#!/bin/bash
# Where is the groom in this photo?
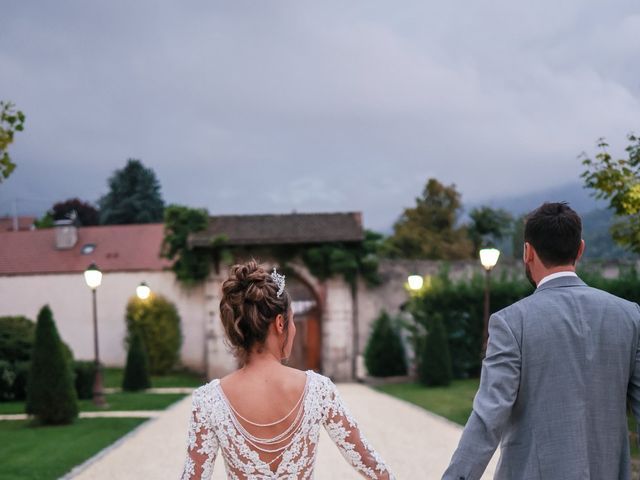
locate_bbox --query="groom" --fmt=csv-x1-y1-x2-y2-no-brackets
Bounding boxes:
443,202,640,479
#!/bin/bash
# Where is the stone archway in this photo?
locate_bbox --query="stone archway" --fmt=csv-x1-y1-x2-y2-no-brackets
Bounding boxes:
285,273,322,372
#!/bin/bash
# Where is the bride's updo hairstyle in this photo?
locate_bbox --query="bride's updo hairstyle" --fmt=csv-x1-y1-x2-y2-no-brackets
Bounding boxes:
219,260,291,363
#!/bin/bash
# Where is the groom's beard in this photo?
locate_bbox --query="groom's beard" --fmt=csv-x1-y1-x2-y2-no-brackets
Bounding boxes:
525,263,537,288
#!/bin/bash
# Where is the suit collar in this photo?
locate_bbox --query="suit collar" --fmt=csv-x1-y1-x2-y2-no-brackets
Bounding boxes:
534,274,586,293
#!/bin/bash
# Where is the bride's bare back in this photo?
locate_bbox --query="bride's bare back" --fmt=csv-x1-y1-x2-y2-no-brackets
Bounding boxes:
180,261,394,479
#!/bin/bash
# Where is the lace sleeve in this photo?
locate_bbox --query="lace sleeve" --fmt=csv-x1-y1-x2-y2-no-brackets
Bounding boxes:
180,387,219,480
322,380,395,480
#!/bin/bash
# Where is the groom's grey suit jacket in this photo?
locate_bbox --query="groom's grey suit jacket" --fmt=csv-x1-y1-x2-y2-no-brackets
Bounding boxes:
442,275,640,480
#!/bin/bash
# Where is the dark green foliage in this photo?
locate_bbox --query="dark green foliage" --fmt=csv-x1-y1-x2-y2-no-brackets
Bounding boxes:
468,206,513,253
409,272,534,378
301,230,383,287
26,306,78,424
0,316,34,363
122,332,151,391
125,295,182,375
383,178,473,260
0,316,35,401
161,204,212,285
73,361,97,400
419,314,453,386
51,198,99,226
364,311,407,377
98,158,165,225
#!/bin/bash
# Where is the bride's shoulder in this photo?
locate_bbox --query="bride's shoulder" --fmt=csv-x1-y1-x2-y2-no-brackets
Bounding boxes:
305,370,338,394
190,378,221,407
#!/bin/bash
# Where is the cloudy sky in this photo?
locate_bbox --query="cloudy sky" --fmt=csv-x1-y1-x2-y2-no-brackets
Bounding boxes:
1,1,639,230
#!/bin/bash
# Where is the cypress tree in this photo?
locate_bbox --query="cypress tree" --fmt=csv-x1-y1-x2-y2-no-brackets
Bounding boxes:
364,311,408,377
122,331,151,391
419,314,453,386
26,305,78,424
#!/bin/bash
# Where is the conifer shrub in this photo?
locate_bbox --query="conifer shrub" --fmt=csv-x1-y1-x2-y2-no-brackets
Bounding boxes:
125,294,182,374
26,305,78,424
122,331,151,391
364,310,408,377
73,361,96,400
418,314,453,387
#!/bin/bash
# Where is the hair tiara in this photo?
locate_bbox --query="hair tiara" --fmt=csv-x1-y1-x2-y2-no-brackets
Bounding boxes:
271,267,286,298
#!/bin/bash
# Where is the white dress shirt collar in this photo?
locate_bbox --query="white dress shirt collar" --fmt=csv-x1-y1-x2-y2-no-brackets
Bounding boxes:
537,271,578,288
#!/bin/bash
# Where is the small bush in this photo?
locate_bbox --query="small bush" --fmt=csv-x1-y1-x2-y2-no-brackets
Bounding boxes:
364,311,408,377
74,361,96,400
26,305,78,425
125,294,182,374
0,316,35,401
122,331,151,391
418,314,453,386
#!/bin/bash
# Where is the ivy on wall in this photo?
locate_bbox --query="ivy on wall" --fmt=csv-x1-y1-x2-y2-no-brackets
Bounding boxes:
161,205,214,286
162,206,383,289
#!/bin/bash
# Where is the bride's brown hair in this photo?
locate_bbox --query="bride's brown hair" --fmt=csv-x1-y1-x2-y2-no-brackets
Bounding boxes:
219,260,291,364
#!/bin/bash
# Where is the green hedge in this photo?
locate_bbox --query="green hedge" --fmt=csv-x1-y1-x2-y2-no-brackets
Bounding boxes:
125,294,182,375
409,266,640,379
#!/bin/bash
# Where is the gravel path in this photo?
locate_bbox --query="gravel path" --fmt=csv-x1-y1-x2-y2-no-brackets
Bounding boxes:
69,383,498,479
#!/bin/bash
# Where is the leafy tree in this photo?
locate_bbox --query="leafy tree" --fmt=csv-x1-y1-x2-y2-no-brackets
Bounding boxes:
511,214,526,260
122,331,151,391
99,159,164,225
383,178,473,259
581,134,640,253
125,294,182,374
26,305,78,425
364,311,407,377
418,314,453,386
51,198,99,226
0,101,25,183
161,204,213,285
33,212,54,229
467,206,513,253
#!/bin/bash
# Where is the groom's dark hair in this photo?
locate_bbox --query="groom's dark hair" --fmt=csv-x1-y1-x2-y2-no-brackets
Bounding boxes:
524,202,582,267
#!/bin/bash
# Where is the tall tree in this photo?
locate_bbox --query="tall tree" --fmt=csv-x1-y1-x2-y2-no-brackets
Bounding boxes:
581,134,640,253
384,178,473,259
467,206,513,253
99,159,164,225
511,214,526,259
0,101,26,183
50,198,99,226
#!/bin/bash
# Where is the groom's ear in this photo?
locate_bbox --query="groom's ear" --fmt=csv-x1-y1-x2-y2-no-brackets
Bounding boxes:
523,242,534,263
575,239,586,263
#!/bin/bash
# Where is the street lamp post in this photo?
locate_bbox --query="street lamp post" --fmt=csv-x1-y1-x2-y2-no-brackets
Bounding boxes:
479,248,501,357
84,262,106,407
407,274,424,292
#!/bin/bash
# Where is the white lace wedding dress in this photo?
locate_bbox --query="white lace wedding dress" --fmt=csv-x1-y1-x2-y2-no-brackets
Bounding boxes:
180,370,395,480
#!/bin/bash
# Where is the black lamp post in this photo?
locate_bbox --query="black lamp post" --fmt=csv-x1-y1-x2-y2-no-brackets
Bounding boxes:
84,262,106,406
479,248,500,357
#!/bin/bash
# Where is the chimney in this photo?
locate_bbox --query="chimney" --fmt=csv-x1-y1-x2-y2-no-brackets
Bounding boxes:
54,219,78,250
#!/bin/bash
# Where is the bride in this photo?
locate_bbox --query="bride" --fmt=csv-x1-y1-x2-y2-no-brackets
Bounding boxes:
180,260,395,480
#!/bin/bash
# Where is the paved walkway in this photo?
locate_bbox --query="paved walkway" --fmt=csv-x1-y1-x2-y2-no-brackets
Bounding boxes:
69,384,498,479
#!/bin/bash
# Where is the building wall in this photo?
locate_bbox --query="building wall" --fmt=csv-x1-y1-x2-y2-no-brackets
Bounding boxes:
0,271,207,372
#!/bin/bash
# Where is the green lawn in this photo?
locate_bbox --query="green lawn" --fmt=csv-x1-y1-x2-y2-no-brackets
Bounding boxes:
0,418,146,480
377,379,479,426
0,392,187,415
103,367,204,389
378,379,640,459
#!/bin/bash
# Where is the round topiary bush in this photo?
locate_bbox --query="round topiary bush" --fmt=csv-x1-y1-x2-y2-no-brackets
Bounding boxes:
125,294,182,375
418,314,453,387
26,305,78,424
122,331,151,391
364,310,408,377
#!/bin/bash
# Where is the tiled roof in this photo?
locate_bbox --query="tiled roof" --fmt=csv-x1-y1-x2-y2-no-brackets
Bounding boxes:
0,223,170,276
189,212,364,247
0,216,36,232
